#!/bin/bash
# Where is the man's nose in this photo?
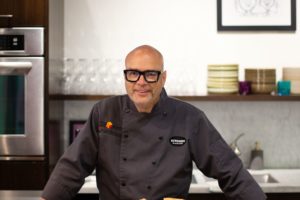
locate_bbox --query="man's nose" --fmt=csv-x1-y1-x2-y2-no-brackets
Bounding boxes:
137,74,147,84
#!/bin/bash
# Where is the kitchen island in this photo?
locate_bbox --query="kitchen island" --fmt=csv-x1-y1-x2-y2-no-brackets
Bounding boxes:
79,169,300,200
1,169,299,200
80,169,300,194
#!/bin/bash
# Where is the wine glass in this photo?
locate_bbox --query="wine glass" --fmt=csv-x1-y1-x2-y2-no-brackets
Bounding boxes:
62,58,75,94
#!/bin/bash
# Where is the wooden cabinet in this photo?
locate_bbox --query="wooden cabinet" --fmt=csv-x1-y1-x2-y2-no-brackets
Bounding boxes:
0,0,49,190
0,160,47,190
0,0,47,27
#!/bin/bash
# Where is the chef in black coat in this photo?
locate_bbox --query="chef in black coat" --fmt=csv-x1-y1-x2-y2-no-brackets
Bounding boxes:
41,45,266,200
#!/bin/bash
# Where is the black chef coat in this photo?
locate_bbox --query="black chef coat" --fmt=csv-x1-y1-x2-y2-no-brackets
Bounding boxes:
42,89,266,200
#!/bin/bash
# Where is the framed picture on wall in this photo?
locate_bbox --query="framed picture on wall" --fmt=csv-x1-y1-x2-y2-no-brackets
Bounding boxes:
217,0,296,31
69,120,86,144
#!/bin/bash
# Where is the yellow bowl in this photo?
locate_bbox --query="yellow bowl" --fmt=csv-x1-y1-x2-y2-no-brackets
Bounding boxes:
208,64,239,71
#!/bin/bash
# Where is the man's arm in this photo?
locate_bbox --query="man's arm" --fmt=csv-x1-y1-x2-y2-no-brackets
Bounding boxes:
190,112,266,200
41,105,99,200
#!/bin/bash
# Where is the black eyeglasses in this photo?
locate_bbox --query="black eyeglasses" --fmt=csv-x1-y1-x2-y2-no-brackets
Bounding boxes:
123,69,162,83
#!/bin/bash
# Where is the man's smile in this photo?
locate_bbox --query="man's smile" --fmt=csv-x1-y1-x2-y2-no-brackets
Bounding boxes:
134,89,151,96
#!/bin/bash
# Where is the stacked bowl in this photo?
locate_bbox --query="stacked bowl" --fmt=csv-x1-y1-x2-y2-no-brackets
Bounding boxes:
245,68,276,94
282,67,300,94
207,64,239,94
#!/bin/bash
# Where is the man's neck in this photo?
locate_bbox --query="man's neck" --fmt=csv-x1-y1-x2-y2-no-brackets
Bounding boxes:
135,104,154,113
135,96,160,113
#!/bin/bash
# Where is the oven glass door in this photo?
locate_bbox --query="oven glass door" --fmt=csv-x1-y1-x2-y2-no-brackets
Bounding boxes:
0,58,44,157
0,75,25,135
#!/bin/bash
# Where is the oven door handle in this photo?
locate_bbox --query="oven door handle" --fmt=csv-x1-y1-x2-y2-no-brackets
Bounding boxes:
0,61,32,75
0,15,13,18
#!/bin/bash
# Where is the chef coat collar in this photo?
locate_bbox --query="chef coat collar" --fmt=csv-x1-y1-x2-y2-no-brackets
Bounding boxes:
125,88,168,115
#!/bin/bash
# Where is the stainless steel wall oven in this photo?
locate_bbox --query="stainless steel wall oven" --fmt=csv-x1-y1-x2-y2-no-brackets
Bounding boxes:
0,28,44,158
0,27,46,190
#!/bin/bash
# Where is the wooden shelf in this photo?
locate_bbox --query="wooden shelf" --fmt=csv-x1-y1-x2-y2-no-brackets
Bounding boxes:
49,94,300,101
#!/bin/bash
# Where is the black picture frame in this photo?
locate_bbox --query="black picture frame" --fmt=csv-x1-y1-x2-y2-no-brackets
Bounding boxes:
217,0,296,31
69,120,86,144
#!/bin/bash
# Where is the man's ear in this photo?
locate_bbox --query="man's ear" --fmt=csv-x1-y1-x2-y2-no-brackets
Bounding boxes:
162,70,167,85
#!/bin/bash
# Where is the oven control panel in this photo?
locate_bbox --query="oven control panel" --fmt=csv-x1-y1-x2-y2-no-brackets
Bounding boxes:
0,35,24,51
0,28,43,56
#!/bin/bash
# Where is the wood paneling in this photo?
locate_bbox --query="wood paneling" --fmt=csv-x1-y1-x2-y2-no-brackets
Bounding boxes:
0,160,47,189
0,0,47,27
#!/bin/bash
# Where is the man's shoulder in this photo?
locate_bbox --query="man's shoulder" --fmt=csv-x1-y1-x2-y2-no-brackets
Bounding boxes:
96,94,126,104
166,96,204,115
92,95,127,110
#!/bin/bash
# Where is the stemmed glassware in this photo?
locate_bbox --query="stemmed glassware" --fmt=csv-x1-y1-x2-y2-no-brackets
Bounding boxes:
60,58,125,95
62,58,75,94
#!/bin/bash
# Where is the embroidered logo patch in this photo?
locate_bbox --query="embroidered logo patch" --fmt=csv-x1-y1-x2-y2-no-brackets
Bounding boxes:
105,121,113,129
98,120,113,130
169,136,186,146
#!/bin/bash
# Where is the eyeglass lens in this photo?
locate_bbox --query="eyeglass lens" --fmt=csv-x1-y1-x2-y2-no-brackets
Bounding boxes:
124,70,161,83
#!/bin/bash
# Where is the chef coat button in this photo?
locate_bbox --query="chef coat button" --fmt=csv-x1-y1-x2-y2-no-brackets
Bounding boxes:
124,134,129,138
158,136,163,141
163,111,167,116
147,185,152,190
123,157,127,161
121,182,126,186
152,161,156,165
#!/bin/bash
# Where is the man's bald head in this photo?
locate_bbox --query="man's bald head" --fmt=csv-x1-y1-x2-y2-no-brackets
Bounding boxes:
125,45,164,70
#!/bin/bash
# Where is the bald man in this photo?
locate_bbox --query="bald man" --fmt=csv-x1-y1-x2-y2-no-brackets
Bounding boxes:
41,45,266,200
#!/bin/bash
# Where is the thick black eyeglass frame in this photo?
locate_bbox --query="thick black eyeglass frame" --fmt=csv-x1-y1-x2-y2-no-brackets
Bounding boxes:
123,69,162,83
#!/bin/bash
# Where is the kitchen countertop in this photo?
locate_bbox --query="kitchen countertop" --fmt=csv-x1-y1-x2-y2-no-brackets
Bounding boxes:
79,169,300,194
0,190,42,200
202,169,300,193
79,172,211,194
1,169,299,199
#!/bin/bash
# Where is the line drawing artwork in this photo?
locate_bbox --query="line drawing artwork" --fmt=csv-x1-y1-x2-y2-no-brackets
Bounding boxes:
235,0,278,16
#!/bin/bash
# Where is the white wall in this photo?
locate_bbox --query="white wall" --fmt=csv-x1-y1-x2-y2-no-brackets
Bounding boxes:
49,0,300,168
63,0,300,95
